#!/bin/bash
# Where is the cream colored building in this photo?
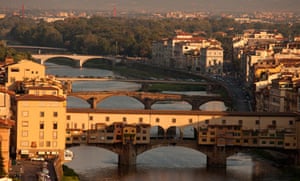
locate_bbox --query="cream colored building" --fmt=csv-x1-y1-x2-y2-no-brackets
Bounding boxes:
0,89,14,174
4,60,45,90
16,90,66,159
200,46,224,75
151,32,223,73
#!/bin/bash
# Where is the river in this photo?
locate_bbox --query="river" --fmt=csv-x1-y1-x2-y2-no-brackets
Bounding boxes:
45,62,293,181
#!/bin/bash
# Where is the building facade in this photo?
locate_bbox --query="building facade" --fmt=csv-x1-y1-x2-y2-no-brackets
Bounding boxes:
4,60,45,90
0,89,14,174
152,31,223,75
16,93,66,160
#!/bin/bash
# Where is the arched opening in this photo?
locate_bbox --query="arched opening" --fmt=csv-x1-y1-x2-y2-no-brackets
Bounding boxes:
166,126,180,139
64,145,118,170
138,146,206,168
150,126,164,139
98,96,144,109
82,58,113,68
44,57,77,67
200,101,227,111
67,96,90,108
152,101,192,110
182,125,197,140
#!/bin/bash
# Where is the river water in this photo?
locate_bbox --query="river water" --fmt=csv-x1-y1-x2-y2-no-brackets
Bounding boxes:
45,62,293,181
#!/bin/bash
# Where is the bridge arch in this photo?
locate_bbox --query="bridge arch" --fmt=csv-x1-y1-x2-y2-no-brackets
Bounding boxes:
80,57,114,67
150,126,165,139
67,96,91,108
97,95,144,109
32,54,114,68
36,56,80,66
199,101,227,111
67,91,232,110
137,146,207,167
151,101,192,110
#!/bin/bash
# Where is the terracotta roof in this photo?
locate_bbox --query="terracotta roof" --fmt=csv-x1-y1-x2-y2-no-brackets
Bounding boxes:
16,94,65,101
27,86,59,90
0,88,15,96
207,46,223,50
0,119,15,127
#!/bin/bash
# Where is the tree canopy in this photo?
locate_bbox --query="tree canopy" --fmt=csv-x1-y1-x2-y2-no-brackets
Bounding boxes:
0,15,299,58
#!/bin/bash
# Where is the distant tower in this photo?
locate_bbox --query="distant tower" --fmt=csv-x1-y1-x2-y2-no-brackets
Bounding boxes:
113,6,117,17
22,4,24,18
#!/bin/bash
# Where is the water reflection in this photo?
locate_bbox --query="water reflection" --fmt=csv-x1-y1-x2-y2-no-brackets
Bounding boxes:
66,146,282,181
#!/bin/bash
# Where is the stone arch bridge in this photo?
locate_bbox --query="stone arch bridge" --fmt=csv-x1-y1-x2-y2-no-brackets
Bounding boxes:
32,54,119,68
68,91,232,110
66,109,300,167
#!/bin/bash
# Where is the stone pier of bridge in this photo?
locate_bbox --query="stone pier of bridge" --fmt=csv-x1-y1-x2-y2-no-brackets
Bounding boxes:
118,143,138,166
116,142,235,168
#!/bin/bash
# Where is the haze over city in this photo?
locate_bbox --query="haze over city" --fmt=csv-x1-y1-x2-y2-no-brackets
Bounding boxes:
1,0,300,12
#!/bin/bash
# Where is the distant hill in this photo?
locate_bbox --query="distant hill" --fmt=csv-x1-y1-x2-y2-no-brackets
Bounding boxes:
1,0,299,12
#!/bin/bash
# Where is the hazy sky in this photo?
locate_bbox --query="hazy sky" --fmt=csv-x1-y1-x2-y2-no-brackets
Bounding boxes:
1,0,299,12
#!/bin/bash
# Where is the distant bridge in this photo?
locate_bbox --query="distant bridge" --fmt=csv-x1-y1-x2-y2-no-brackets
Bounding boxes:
68,91,232,110
32,54,120,68
58,77,221,92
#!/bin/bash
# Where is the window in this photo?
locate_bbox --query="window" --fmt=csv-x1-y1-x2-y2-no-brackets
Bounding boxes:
156,118,160,123
53,112,58,117
66,115,71,120
222,119,226,125
272,120,276,126
89,116,93,121
39,141,44,147
22,130,28,137
74,123,77,129
53,122,58,129
172,118,176,123
53,141,57,147
139,117,143,123
40,112,45,117
289,120,294,125
82,123,85,129
39,131,44,139
238,120,243,125
205,120,209,124
22,121,28,127
255,120,260,125
20,141,29,147
123,117,127,122
46,141,51,147
40,122,44,129
22,111,29,117
11,68,20,72
105,116,110,122
66,123,70,129
53,131,57,139
189,119,193,123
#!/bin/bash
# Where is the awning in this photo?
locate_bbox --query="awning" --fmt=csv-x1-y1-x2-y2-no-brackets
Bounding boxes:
21,150,29,154
38,151,45,155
